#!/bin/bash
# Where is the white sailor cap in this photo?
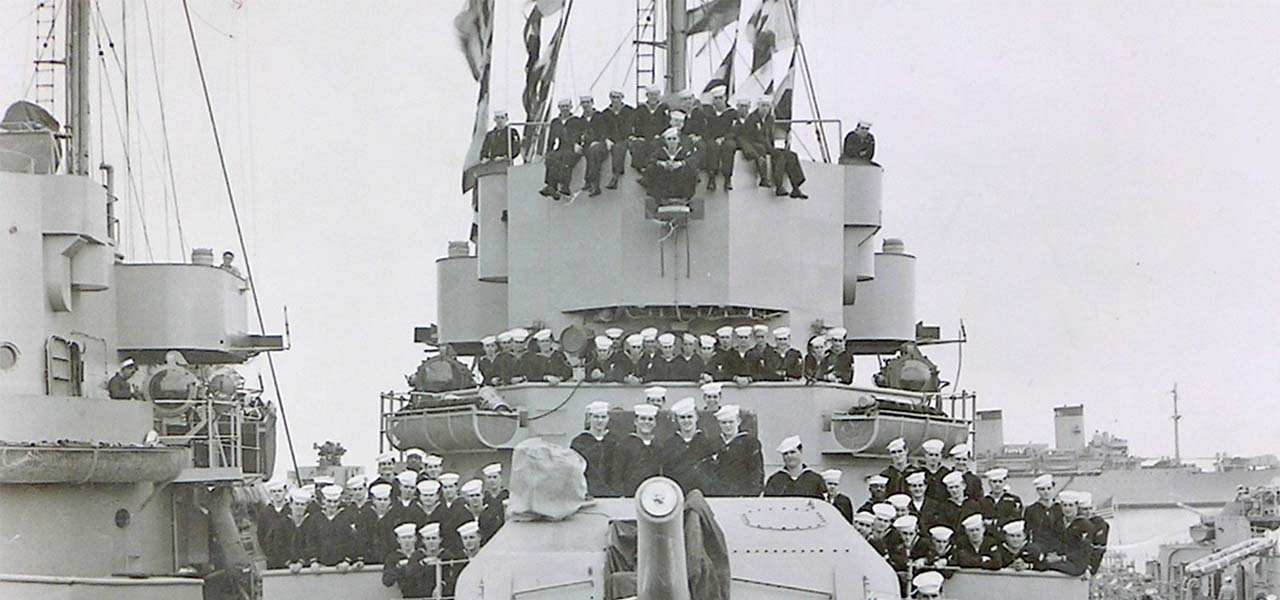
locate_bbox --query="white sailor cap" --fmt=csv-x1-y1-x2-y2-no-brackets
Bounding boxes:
265,480,287,492
481,335,497,346
634,404,659,418
857,120,873,129
461,479,484,496
905,471,927,485
370,483,393,499
586,400,610,415
700,335,717,348
120,358,136,369
417,480,441,495
671,397,697,416
888,494,911,509
984,468,1009,480
605,327,624,339
497,331,514,342
645,84,662,94
961,513,985,529
457,521,480,537
734,96,751,107
609,89,625,98
828,327,847,338
809,335,828,347
776,435,802,454
872,503,896,520
733,325,753,337
377,451,398,464
1033,474,1054,488
493,109,508,118
758,94,773,103
301,484,316,496
1077,492,1093,508
942,471,965,486
949,443,971,458
425,454,444,467
533,329,552,341
913,571,944,596
511,328,530,342
700,382,723,395
772,327,791,338
716,326,733,337
1002,520,1026,536
595,336,613,350
715,404,740,420
438,473,461,486
668,110,687,120
853,512,876,525
867,474,889,486
640,327,659,340
921,439,945,454
347,475,367,488
394,523,418,537
419,522,441,537
682,332,697,343
1058,491,1079,505
929,526,953,541
709,85,727,98
405,448,427,459
321,485,344,501
396,471,418,486
821,469,842,484
644,386,667,399
658,333,676,346
482,463,502,476
678,89,696,99
313,475,335,485
886,437,907,452
626,334,644,346
578,94,594,103
894,515,919,531
557,98,574,108
752,324,769,334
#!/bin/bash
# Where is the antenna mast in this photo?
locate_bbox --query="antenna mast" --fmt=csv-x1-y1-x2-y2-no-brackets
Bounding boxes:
65,0,91,175
666,0,687,94
1170,384,1182,464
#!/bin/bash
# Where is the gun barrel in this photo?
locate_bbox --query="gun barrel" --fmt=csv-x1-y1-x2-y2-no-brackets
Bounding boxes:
635,477,690,600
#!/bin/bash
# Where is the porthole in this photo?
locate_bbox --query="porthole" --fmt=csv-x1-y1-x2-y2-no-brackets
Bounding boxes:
0,343,18,370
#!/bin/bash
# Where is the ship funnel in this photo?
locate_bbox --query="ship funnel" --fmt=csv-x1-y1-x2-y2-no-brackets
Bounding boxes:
635,477,690,600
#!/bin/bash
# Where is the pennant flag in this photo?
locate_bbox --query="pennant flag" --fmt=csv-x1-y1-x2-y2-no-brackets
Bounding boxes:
688,0,741,36
738,0,797,100
458,0,495,193
702,40,736,95
521,0,574,158
773,47,797,139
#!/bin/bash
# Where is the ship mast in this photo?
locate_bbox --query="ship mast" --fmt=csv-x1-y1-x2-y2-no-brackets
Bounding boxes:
1171,384,1182,464
65,0,92,175
666,0,688,94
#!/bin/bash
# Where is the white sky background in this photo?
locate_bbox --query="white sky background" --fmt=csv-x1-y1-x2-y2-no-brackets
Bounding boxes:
2,1,1278,475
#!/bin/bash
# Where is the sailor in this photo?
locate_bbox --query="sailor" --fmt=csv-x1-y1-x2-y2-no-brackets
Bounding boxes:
438,472,462,509
108,358,141,400
381,522,435,598
357,483,398,566
481,463,508,506
802,335,831,381
522,329,571,384
344,475,370,509
676,333,702,380
305,485,355,570
497,329,516,355
422,454,445,483
299,483,319,516
604,327,625,351
892,515,932,575
932,471,982,531
599,89,633,189
1037,491,1091,576
911,571,946,600
924,526,955,572
630,85,669,172
403,448,427,475
859,474,890,514
979,467,1024,527
1079,492,1109,573
436,473,469,554
540,98,583,200
642,385,667,408
881,437,918,496
853,512,876,538
996,520,1045,571
611,404,663,496
491,330,517,384
1024,473,1062,545
571,401,619,497
700,86,738,191
257,480,291,562
719,325,761,385
745,324,781,381
731,96,770,187
824,327,854,384
709,404,764,496
506,328,532,384
480,109,521,162
219,251,242,277
714,325,734,353
639,327,659,363
644,333,683,381
947,443,984,501
417,479,446,524
443,521,484,598
572,95,610,196
391,474,428,528
905,471,932,517
659,396,719,494
372,452,399,493
606,334,647,383
841,120,876,164
821,469,855,523
747,95,808,198
918,439,952,500
763,435,826,498
641,126,698,201
772,327,803,380
696,335,721,383
954,513,1001,570
699,381,724,415
584,336,615,382
867,503,902,560
461,479,501,545
888,493,914,519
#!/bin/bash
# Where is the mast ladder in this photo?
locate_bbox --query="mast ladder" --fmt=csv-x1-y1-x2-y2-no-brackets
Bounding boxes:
34,0,61,111
634,0,659,102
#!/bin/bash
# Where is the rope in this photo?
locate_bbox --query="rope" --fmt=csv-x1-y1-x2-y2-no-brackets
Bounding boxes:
95,38,155,259
587,21,639,92
23,0,62,99
181,0,300,480
142,0,188,256
781,0,829,162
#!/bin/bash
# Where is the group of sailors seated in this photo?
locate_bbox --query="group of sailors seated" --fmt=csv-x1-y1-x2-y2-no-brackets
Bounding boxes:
477,324,856,387
254,452,508,598
480,85,817,201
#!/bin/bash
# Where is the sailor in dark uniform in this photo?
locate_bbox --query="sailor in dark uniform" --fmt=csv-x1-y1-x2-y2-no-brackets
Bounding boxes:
436,473,470,556
444,521,484,598
422,454,445,484
823,327,854,384
1079,492,1109,573
918,439,952,500
639,328,660,367
371,452,400,498
881,437,918,496
709,404,763,496
611,404,663,496
630,85,668,172
506,328,532,384
659,396,719,494
540,99,583,199
821,469,855,523
979,468,1025,528
954,513,1002,570
337,476,371,568
853,512,876,538
996,520,1045,571
696,335,721,383
750,95,808,198
931,471,983,532
912,571,946,600
382,523,437,598
802,335,831,381
584,336,615,382
491,331,518,384
773,327,804,380
947,443,984,501
841,120,876,164
858,474,890,514
522,329,571,384
304,485,356,569
1024,474,1063,545
257,480,290,557
1036,491,1091,576
391,477,430,531
107,358,140,400
479,109,521,162
867,503,903,561
460,479,501,545
763,435,827,498
578,95,611,196
481,463,509,507
641,127,698,201
645,333,684,382
891,515,934,576
924,526,956,573
888,493,915,520
343,475,369,510
676,333,701,381
601,90,633,189
608,334,649,383
905,471,932,518
701,86,738,190
746,324,782,381
356,483,398,566
731,97,770,187
570,401,618,497
719,325,761,384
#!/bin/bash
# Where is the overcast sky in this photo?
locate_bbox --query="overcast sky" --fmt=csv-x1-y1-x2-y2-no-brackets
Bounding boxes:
3,1,1278,475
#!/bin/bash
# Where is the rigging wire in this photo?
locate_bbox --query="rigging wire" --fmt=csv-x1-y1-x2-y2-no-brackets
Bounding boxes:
142,0,187,256
23,1,62,99
180,0,300,480
587,21,639,93
781,0,829,162
93,14,154,260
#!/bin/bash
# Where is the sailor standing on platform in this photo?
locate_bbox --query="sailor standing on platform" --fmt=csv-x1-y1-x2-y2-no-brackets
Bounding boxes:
979,468,1024,527
660,397,719,494
443,521,484,598
506,328,531,384
585,336,614,382
305,485,355,570
709,404,763,496
403,448,427,475
344,475,370,509
697,335,721,383
461,479,500,544
677,333,701,380
437,473,468,555
257,481,290,563
541,98,583,200
763,435,826,499
382,522,434,597
357,483,397,566
423,454,445,483
571,401,618,497
821,469,855,523
608,334,648,384
996,520,1045,571
523,328,571,384
392,478,429,528
802,335,831,381
773,327,803,380
602,90,633,190
881,437,917,496
933,471,982,531
906,471,931,517
611,404,663,496
393,471,418,512
645,333,682,382
893,515,933,572
748,324,781,381
947,443,984,501
108,358,141,400
859,474,890,514
715,325,734,354
918,439,952,500
824,327,854,384
1024,474,1062,545
868,503,901,559
1037,491,1090,576
417,480,445,525
481,463,508,506
720,325,761,385
640,327,660,365
372,452,399,494
479,109,521,163
925,526,955,572
630,85,668,172
701,86,738,191
954,513,1001,570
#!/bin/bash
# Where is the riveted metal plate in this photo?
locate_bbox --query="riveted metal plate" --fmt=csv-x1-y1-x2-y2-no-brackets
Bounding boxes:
741,504,828,531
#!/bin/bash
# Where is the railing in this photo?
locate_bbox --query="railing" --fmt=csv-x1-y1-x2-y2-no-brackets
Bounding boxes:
777,117,843,163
